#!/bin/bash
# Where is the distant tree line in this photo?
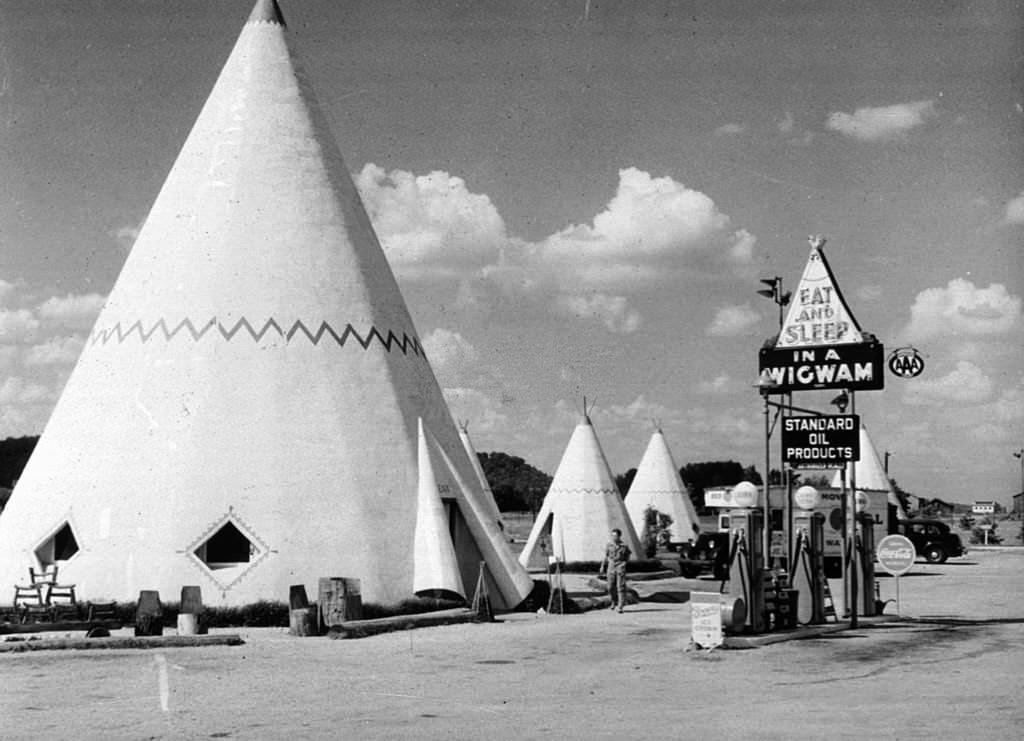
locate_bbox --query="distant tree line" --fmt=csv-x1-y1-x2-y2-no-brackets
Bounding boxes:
0,436,38,489
478,452,770,515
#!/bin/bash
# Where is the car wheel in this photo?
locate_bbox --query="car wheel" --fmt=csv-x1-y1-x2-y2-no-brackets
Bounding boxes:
924,545,945,563
679,565,700,579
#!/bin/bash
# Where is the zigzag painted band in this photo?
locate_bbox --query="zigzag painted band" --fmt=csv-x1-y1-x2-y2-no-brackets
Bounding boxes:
90,317,424,357
551,487,621,496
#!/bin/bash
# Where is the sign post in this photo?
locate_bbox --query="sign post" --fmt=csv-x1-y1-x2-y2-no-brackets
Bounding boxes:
876,534,915,615
757,236,885,630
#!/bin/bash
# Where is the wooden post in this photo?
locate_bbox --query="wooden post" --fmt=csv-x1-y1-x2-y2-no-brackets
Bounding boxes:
288,584,317,637
178,586,204,635
135,590,163,636
318,577,362,632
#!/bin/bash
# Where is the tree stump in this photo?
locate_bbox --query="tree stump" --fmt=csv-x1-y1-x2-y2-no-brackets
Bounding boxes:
134,590,163,636
318,577,362,632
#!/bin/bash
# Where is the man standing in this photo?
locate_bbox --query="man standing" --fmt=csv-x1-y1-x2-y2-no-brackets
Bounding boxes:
600,528,631,613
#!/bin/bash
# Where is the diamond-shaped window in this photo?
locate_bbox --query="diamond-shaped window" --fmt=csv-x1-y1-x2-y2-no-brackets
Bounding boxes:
188,514,268,590
35,522,79,566
194,521,256,569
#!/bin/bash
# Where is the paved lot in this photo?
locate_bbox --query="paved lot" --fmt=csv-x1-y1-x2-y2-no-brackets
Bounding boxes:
2,549,1022,740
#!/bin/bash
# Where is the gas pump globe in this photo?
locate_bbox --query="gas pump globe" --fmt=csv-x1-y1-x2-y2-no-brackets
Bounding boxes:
726,499,765,633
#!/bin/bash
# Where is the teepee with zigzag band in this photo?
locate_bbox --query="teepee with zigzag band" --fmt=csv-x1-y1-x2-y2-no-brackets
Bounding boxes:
518,409,640,568
624,428,700,545
0,0,533,609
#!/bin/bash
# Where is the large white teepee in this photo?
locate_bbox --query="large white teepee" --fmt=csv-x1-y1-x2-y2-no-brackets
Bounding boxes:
0,0,533,609
519,414,640,567
624,429,700,543
831,424,907,518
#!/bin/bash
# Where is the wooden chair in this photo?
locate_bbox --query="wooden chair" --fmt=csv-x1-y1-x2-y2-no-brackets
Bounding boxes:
86,601,118,622
29,565,59,603
13,583,49,623
48,582,79,621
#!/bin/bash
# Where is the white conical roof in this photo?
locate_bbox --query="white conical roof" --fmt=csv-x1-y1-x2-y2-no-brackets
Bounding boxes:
831,424,907,517
0,0,532,609
458,422,504,527
624,429,700,542
519,415,640,565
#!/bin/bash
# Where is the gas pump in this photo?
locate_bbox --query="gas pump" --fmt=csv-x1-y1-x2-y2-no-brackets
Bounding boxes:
789,485,826,625
856,511,876,616
726,508,764,633
790,510,826,624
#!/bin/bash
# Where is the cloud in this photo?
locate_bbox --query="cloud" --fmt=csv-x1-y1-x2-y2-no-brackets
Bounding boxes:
903,279,1021,341
903,361,994,404
705,303,761,337
778,112,795,134
556,294,641,334
0,376,52,405
1002,191,1024,226
37,293,106,329
24,336,85,366
698,374,736,394
714,123,745,136
856,285,883,302
440,387,511,436
422,328,481,384
826,100,937,142
356,164,507,278
112,224,142,252
0,309,41,343
359,164,755,332
0,279,16,303
601,395,680,427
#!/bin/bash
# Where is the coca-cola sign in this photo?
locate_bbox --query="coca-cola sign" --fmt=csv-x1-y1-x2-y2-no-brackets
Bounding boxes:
876,534,915,576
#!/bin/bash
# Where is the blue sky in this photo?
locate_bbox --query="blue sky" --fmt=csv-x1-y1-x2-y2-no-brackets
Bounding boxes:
1,0,1022,505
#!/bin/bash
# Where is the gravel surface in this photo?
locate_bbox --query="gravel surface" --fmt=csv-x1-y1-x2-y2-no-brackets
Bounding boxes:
2,549,1021,740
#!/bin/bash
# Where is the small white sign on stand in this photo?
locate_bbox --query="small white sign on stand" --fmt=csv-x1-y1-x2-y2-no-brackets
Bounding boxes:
876,534,915,615
691,592,723,649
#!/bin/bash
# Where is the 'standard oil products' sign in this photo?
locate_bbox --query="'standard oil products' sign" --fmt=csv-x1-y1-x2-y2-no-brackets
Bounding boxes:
759,342,885,392
782,414,860,467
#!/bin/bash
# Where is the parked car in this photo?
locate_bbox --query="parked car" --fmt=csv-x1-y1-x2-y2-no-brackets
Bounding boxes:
677,532,731,579
896,519,967,563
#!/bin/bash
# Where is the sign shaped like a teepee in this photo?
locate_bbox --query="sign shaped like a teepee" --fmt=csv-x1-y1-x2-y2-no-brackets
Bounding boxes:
758,238,884,392
776,237,863,348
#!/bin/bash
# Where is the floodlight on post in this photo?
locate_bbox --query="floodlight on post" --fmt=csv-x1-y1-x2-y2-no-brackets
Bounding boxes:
757,276,791,330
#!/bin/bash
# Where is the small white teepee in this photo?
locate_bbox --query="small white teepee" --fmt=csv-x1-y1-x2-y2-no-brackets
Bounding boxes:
831,423,907,518
624,428,700,544
519,413,640,567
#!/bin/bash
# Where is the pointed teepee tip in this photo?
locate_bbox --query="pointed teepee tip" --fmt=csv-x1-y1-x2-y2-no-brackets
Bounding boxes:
248,0,286,26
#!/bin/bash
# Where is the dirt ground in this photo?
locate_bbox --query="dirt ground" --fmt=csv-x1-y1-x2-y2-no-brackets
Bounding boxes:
2,548,1022,740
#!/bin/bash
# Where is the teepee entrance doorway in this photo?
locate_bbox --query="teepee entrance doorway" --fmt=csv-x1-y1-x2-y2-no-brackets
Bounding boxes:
444,500,500,606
